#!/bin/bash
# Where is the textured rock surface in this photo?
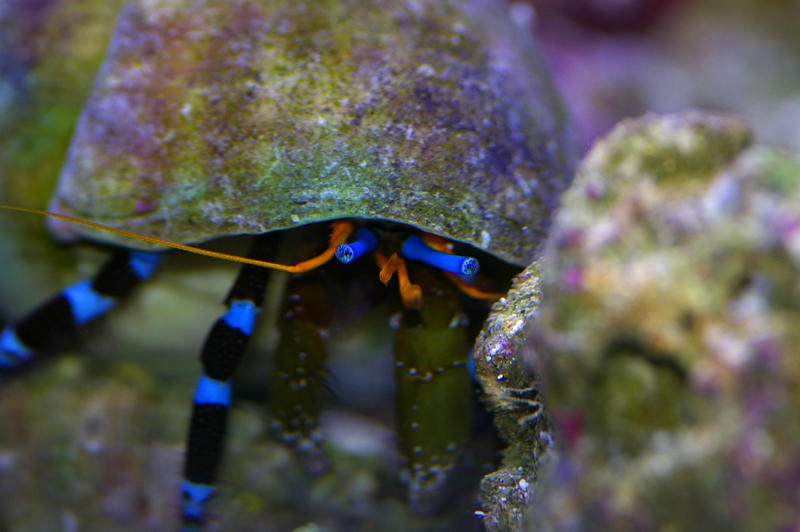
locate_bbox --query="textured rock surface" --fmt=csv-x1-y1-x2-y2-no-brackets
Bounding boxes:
473,260,552,531
527,111,800,530
0,354,487,532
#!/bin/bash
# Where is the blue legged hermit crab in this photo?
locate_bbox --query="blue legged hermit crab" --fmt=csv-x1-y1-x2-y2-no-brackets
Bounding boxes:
0,0,573,529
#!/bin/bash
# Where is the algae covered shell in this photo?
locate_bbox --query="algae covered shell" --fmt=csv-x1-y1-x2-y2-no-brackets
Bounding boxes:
47,0,573,266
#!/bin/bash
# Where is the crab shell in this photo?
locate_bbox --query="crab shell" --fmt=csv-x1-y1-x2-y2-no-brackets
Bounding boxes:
47,0,573,266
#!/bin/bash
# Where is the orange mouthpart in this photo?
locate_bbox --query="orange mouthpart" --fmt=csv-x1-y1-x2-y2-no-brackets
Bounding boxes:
375,252,422,309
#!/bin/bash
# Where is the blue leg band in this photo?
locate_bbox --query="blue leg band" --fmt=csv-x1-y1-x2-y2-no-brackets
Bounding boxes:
62,280,116,326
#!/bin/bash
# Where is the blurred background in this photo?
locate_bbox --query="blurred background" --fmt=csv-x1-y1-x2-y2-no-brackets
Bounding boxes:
516,0,800,152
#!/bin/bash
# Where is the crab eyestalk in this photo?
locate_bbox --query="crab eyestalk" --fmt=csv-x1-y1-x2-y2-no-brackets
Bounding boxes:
400,235,480,278
335,228,378,264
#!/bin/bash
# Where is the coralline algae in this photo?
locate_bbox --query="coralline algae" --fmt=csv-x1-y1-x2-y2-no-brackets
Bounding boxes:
524,111,800,530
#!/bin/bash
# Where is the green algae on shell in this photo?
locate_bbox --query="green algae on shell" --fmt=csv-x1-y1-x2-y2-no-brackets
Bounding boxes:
47,0,573,266
528,111,800,530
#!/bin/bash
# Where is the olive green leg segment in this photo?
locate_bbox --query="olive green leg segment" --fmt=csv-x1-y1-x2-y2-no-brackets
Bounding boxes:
393,269,473,515
269,271,331,473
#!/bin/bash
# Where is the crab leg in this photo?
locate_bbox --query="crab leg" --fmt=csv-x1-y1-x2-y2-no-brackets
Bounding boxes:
181,234,274,530
0,250,160,369
393,269,473,514
269,270,332,473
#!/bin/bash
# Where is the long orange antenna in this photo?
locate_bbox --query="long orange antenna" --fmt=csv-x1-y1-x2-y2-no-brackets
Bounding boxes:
1,205,352,273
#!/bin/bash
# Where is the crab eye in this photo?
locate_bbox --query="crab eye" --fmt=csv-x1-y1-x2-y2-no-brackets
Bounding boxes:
400,235,479,277
335,228,378,264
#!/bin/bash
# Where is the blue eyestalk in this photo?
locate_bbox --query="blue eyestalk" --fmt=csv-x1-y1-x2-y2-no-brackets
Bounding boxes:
335,228,378,264
400,235,479,278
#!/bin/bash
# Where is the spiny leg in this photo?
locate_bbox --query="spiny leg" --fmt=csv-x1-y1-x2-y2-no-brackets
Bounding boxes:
0,250,161,369
181,234,275,530
393,268,473,515
269,269,332,474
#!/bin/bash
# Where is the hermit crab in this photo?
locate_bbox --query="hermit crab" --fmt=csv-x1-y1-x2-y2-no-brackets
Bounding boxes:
0,0,573,530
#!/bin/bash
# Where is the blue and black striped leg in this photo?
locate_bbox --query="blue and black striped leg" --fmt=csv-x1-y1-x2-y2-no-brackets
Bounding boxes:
181,234,274,531
0,250,161,370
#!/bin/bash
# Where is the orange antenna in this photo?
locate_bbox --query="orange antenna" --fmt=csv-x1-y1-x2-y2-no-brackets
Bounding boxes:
442,271,505,300
1,205,352,273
